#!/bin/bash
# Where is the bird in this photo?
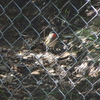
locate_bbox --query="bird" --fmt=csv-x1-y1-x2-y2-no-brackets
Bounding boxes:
44,32,57,49
31,32,57,51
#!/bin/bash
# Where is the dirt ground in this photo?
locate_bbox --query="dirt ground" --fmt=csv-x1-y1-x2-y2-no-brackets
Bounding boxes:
0,0,100,100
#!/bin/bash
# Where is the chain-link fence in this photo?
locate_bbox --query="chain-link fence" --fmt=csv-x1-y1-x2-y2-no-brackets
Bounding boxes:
0,0,100,100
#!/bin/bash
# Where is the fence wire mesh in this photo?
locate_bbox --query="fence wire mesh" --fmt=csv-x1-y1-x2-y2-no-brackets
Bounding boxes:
0,0,100,100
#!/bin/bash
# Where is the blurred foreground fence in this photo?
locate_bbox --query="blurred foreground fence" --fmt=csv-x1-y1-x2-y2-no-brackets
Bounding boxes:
0,0,100,100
